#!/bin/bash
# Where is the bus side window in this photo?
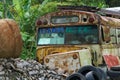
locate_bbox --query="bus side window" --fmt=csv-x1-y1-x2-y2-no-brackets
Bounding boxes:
101,26,105,42
102,26,110,43
110,28,117,44
116,28,120,44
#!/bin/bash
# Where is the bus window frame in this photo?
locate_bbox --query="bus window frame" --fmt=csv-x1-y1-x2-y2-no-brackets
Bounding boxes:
101,26,111,43
37,25,100,46
51,15,79,24
116,28,120,44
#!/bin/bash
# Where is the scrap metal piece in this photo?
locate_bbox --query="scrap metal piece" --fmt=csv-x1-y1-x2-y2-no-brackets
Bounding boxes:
44,49,92,74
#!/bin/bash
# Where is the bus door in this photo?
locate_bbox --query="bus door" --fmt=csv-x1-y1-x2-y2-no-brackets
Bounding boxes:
102,26,119,56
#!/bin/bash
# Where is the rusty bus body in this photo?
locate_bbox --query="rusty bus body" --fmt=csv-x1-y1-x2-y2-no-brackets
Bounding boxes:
36,7,120,74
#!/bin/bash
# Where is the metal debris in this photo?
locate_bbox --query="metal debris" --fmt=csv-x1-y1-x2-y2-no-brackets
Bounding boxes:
0,58,66,80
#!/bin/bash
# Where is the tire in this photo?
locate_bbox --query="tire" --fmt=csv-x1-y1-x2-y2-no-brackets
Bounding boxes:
110,66,120,71
97,68,107,80
85,71,101,80
66,73,86,80
78,65,100,76
107,70,120,78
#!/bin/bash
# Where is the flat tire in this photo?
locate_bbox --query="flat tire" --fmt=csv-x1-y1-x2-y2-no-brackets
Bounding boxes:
85,71,101,80
66,73,86,80
97,68,107,80
78,65,100,76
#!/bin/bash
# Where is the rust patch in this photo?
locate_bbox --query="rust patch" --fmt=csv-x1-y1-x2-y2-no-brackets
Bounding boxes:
37,45,86,63
73,53,78,59
45,58,49,63
43,49,92,74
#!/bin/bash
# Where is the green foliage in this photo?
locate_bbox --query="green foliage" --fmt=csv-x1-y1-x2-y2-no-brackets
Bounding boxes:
20,32,36,59
11,0,37,59
105,0,120,7
0,2,3,18
39,2,58,16
55,0,107,8
0,0,108,59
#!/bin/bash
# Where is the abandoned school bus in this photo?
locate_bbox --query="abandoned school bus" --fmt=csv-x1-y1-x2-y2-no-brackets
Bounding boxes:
36,6,120,74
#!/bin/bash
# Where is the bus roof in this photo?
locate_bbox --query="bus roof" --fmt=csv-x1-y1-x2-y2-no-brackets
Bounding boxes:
57,5,100,12
102,7,120,13
36,7,120,28
100,7,120,17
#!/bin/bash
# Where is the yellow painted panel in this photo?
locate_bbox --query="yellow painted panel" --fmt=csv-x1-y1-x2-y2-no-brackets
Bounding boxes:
37,45,87,63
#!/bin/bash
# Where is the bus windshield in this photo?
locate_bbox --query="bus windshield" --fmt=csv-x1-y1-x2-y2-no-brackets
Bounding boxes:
37,25,99,45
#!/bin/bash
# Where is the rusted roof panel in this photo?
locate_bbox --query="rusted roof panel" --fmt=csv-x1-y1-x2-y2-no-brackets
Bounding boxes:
100,7,120,16
100,16,120,27
57,5,100,12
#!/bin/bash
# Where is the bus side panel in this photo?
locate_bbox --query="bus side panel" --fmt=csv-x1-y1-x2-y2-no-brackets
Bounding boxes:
44,49,92,74
102,44,119,56
37,46,85,63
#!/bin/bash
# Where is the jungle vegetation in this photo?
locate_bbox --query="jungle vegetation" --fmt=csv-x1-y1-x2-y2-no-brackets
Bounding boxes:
0,0,119,59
